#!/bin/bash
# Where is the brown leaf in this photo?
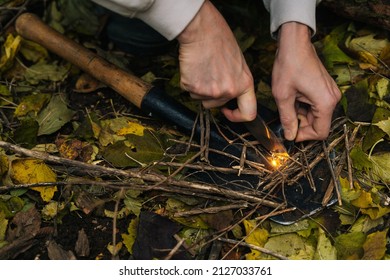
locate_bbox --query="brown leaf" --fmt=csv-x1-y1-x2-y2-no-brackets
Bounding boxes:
74,73,105,93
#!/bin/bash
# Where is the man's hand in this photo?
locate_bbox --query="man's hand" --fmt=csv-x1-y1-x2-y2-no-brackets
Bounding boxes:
177,0,257,122
272,22,341,142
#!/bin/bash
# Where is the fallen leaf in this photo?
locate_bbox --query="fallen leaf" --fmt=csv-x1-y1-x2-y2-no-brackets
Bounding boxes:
350,215,384,234
362,107,390,151
10,159,57,202
74,73,105,93
314,228,337,260
334,232,366,259
320,24,354,70
263,233,315,260
24,61,69,85
102,130,166,168
14,93,50,117
122,217,138,255
244,220,269,260
41,201,66,220
36,94,75,136
0,212,8,246
0,34,21,73
19,39,49,63
370,152,390,183
375,78,389,100
374,117,390,138
362,229,388,260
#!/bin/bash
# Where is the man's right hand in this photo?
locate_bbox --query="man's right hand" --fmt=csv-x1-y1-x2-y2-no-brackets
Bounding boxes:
177,0,257,123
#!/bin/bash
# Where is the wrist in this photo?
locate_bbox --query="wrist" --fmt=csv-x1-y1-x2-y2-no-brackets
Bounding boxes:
177,0,219,44
278,22,311,45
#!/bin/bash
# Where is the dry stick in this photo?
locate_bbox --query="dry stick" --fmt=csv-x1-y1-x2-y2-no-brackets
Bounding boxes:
155,161,262,176
287,134,344,185
204,108,211,162
322,141,341,205
169,138,271,174
300,143,316,192
164,236,186,260
217,237,288,260
322,125,360,206
0,140,279,207
344,124,354,189
173,203,249,217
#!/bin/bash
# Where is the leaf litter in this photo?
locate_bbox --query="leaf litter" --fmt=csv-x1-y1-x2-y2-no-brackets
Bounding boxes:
0,0,389,260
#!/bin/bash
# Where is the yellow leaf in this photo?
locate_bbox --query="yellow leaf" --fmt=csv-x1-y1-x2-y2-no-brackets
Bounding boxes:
11,159,57,202
351,189,374,209
243,220,269,260
117,121,146,136
122,217,139,254
0,34,22,73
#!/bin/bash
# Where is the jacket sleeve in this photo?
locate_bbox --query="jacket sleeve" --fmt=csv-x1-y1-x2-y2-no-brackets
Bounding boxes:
263,0,322,39
91,0,205,40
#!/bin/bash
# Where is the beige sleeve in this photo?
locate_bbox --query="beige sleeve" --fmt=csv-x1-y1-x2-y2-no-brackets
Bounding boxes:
263,0,322,39
91,0,205,40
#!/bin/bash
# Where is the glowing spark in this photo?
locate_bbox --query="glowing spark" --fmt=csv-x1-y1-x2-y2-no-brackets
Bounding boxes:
269,152,289,169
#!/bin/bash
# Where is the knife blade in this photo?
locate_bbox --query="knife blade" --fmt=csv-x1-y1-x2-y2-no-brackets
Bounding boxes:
244,114,288,154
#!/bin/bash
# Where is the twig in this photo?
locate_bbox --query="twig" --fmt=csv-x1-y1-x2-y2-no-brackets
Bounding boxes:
164,236,186,260
217,237,288,260
344,124,354,189
173,203,249,217
0,140,280,207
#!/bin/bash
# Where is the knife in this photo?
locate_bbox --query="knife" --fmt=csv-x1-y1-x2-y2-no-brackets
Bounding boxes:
244,113,288,154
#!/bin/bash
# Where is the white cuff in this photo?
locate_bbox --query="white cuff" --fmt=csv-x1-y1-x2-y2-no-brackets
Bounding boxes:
136,0,205,41
264,0,320,39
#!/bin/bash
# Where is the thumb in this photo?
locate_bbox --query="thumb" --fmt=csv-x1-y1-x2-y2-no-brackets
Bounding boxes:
221,90,257,122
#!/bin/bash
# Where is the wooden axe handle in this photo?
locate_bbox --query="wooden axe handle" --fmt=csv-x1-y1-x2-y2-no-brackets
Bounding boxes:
15,13,151,108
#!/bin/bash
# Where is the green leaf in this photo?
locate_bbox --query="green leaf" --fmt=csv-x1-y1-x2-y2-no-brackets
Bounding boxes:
376,78,389,100
350,215,384,234
362,230,388,260
36,94,75,136
270,219,310,234
335,232,366,259
320,24,354,70
314,228,337,260
374,117,390,137
339,176,362,203
58,0,99,36
102,130,166,168
14,93,50,117
263,233,315,260
350,146,372,171
19,39,49,63
370,152,390,183
0,211,8,245
24,61,69,85
362,107,390,151
123,197,142,217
